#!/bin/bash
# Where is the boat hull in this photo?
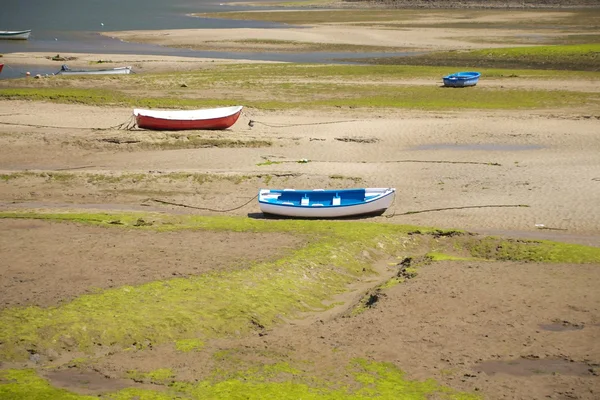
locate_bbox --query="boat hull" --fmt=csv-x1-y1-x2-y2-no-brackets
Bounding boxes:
258,188,395,218
0,30,31,40
443,71,480,87
134,106,243,131
56,66,132,76
0,64,3,74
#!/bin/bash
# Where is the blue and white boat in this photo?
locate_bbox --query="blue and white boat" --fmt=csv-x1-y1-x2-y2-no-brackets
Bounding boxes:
443,71,480,87
258,188,396,218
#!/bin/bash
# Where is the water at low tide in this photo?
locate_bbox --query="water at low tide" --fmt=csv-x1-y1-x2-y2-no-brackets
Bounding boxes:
1,0,281,37
1,0,412,78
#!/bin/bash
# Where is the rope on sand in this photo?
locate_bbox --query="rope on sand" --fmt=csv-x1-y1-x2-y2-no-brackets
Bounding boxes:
0,116,138,131
387,204,530,218
0,121,86,129
92,115,138,131
146,195,259,213
248,119,361,128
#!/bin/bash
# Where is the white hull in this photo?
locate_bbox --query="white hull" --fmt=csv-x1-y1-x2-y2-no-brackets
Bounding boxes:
133,106,243,121
133,106,243,130
57,66,132,75
0,30,31,40
259,188,395,218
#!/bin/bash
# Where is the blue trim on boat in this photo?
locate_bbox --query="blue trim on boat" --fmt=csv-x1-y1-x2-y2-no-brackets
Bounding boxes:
258,188,393,209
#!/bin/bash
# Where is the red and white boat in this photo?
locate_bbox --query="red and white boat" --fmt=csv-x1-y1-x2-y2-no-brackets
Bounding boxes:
133,106,243,130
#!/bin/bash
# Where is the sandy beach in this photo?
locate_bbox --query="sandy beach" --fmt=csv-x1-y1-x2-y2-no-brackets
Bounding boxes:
1,100,599,242
1,5,599,400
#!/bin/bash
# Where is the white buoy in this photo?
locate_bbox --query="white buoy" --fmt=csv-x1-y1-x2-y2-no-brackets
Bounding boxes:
101,22,104,26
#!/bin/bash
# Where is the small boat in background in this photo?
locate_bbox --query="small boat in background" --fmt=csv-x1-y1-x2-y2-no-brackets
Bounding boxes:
258,188,396,218
443,71,480,87
133,106,243,131
55,64,133,76
0,30,32,40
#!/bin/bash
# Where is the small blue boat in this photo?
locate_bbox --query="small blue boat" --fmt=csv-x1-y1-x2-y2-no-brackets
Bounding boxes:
443,71,480,87
258,188,396,218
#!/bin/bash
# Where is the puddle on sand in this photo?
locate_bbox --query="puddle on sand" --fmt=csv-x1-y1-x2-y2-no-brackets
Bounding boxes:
539,321,585,332
411,143,543,151
474,358,592,377
45,369,132,395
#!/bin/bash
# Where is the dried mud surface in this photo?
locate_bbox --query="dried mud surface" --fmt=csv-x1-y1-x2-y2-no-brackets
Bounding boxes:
0,219,304,308
39,259,600,399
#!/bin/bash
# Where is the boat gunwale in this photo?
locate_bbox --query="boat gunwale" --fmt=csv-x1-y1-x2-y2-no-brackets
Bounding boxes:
0,29,32,35
0,29,32,40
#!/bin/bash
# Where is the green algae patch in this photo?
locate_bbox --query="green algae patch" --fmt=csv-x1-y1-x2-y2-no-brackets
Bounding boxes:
1,359,478,399
365,44,600,71
0,171,260,186
175,338,205,353
166,359,476,399
0,369,96,400
127,368,175,385
426,252,480,261
1,211,598,365
3,63,599,111
106,389,175,400
465,237,600,263
0,212,424,361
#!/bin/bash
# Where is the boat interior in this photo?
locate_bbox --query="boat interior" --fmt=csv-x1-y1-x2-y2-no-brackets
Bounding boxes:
263,189,373,207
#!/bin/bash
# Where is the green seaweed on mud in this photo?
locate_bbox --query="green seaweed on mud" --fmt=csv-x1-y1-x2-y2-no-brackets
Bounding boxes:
0,359,479,399
169,358,478,399
364,44,600,71
464,237,600,263
0,369,96,400
126,368,175,385
2,212,598,399
0,211,599,363
0,212,424,361
0,171,77,183
426,252,479,261
2,64,599,111
0,171,260,187
175,338,205,353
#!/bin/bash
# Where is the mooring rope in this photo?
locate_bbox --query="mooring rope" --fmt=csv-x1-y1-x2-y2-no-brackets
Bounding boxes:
394,204,529,216
147,194,259,213
0,115,137,131
147,195,526,219
384,193,398,218
92,115,138,131
248,119,361,128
